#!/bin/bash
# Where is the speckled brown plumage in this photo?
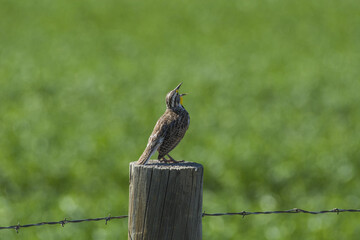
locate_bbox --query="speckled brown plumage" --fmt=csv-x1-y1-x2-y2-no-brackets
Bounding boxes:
137,83,190,165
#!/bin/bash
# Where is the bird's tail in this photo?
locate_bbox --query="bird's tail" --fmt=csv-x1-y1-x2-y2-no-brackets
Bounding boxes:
137,141,160,165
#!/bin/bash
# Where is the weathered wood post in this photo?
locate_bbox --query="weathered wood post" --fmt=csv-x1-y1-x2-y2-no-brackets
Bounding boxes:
128,160,203,240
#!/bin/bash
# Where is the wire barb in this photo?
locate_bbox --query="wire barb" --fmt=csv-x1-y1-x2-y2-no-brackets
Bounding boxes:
333,208,340,215
105,214,111,225
60,218,67,227
15,223,20,234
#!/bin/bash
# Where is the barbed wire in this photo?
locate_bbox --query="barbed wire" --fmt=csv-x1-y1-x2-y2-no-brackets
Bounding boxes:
0,215,128,233
202,208,360,217
1,208,360,233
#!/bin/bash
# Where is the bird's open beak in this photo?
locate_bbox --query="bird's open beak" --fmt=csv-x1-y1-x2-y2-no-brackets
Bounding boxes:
174,82,182,92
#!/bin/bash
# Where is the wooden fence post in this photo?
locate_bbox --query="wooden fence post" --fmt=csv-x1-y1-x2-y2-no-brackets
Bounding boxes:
128,160,203,240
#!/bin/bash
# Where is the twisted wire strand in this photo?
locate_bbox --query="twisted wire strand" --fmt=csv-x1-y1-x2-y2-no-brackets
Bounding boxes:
0,215,128,233
1,208,360,232
202,208,360,217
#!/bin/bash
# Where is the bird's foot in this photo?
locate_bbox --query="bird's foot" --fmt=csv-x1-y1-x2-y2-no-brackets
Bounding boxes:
166,154,184,163
159,158,172,163
171,159,184,163
159,155,184,164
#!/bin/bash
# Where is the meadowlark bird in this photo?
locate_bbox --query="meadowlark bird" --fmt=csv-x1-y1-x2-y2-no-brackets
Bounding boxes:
137,83,190,165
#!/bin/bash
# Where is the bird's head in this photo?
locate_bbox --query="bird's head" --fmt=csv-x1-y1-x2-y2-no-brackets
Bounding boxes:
165,83,187,109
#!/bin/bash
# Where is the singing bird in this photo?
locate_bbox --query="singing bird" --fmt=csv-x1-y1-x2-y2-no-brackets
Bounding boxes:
137,83,190,165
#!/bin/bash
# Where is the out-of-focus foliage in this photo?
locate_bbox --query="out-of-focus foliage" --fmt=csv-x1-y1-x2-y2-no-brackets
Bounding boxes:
0,0,359,239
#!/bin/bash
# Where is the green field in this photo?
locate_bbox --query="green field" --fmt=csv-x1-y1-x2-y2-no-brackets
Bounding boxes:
1,0,360,239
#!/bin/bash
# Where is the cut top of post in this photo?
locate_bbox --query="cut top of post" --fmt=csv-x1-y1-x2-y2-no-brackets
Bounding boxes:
130,160,203,171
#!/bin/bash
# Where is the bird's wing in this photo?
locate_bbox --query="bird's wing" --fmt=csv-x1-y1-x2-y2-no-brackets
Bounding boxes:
158,112,189,157
136,116,170,165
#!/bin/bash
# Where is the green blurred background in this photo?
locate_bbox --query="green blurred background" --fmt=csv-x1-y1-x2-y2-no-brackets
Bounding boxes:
1,0,359,239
